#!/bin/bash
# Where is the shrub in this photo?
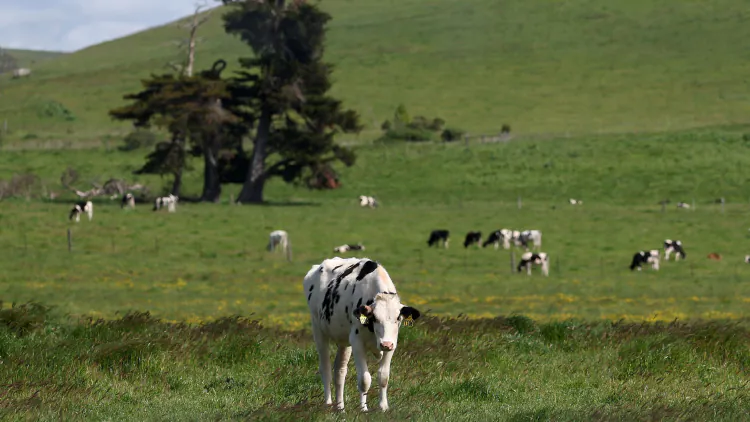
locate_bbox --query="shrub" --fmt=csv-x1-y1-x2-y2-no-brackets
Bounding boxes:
119,129,157,152
501,124,511,134
441,127,465,142
377,127,435,143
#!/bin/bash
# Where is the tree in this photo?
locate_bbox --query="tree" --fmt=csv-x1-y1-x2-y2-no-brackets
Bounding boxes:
222,0,362,203
109,61,236,201
168,2,213,77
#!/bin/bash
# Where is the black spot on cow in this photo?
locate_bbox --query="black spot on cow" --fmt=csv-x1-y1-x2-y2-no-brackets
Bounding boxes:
352,285,356,295
356,298,362,308
366,299,374,306
333,265,343,271
345,306,348,314
307,293,312,302
308,285,314,292
321,262,361,322
355,329,359,335
357,260,378,281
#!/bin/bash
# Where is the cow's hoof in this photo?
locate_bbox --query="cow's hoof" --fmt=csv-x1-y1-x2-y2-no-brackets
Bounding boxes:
379,404,389,412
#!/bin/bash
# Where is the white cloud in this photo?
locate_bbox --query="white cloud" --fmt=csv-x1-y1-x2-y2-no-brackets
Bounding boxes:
0,0,203,52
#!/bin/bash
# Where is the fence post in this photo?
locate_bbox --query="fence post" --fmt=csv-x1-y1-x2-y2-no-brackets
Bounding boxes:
67,229,72,252
510,250,516,274
517,196,522,210
692,198,696,211
721,197,725,213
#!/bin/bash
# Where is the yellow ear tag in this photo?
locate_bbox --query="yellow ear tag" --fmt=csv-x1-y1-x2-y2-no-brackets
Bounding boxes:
359,315,368,325
403,316,414,327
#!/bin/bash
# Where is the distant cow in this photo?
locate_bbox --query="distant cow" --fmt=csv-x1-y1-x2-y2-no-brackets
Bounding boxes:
676,202,691,209
483,229,513,249
518,229,542,250
303,257,421,412
268,230,292,261
744,255,750,264
707,253,722,261
663,239,686,261
569,198,583,205
359,195,378,208
69,201,93,222
12,68,31,79
427,230,450,248
463,231,482,248
153,194,178,212
518,252,549,276
121,193,135,209
334,244,366,253
629,250,660,271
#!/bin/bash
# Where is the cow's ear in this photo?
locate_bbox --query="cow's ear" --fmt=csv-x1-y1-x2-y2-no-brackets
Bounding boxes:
353,305,373,325
400,306,421,321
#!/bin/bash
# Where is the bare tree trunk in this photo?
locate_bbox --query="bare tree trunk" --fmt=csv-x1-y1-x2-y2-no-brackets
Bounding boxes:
171,167,183,197
200,141,222,202
185,18,198,77
236,107,271,204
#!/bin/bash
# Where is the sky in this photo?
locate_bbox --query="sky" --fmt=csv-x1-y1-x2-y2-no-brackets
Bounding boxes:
0,0,207,52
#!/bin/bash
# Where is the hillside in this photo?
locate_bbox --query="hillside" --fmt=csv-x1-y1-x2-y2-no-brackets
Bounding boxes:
4,49,66,68
0,0,749,141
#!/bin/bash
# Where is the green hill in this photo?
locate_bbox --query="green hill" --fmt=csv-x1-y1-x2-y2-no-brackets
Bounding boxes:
0,0,749,141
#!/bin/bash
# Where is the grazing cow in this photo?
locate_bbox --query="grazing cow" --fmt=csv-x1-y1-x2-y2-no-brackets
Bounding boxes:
153,194,178,212
744,255,750,264
707,253,722,261
663,239,686,261
629,250,660,271
12,68,31,79
676,202,691,209
569,198,583,205
303,257,421,412
463,231,482,248
69,201,93,222
483,229,513,249
268,230,292,261
359,195,378,208
121,193,135,209
517,252,549,276
334,244,366,253
427,230,450,248
517,230,542,250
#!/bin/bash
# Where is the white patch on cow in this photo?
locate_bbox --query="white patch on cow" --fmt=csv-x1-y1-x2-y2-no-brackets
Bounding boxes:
303,258,420,412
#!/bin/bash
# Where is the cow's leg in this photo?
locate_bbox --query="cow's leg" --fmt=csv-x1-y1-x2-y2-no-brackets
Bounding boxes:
527,263,532,275
313,331,333,406
376,351,394,411
333,345,352,411
351,342,371,412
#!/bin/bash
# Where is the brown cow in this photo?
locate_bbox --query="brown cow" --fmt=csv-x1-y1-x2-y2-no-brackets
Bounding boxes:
707,253,722,261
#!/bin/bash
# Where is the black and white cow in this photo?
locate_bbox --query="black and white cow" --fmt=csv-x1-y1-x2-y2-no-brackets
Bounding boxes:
268,230,292,261
153,194,178,212
629,250,660,271
334,244,366,253
427,230,450,248
676,202,691,209
663,239,686,261
121,193,135,209
69,201,93,222
482,229,513,249
359,195,378,208
517,230,542,250
463,231,482,248
569,198,583,205
304,257,421,412
745,255,750,264
517,252,549,276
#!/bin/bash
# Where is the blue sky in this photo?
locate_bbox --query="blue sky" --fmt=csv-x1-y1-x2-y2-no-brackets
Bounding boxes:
0,0,206,52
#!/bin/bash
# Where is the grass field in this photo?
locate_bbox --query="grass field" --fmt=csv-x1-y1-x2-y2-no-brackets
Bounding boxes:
1,0,750,141
2,129,750,419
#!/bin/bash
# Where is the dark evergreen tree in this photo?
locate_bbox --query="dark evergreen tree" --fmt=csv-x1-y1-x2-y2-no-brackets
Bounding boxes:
222,0,362,203
109,61,236,201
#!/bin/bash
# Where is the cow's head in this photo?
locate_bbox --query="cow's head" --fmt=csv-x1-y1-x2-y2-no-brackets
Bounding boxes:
353,293,420,352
